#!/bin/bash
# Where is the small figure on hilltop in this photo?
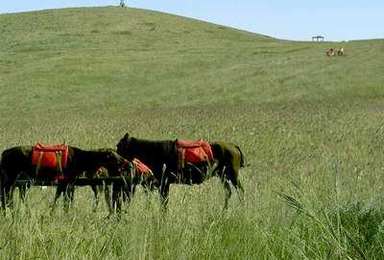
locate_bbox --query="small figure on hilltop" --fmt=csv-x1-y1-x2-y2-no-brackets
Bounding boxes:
326,47,344,57
120,0,126,7
326,48,335,56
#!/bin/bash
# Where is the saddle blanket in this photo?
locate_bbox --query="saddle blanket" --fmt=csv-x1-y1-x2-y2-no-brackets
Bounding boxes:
176,139,213,167
31,143,69,170
132,158,153,176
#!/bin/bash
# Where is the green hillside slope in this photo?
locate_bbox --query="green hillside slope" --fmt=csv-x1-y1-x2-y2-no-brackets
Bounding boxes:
0,7,384,259
1,7,382,113
1,7,382,144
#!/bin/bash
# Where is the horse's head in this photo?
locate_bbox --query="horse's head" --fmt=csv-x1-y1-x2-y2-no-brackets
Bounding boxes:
98,149,131,176
116,133,134,160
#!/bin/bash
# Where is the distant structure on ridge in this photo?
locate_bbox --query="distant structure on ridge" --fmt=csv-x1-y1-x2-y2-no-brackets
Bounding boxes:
312,35,325,42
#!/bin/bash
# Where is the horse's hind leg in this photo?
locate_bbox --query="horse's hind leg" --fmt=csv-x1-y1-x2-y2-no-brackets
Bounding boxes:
63,185,75,212
18,182,29,203
226,167,244,201
51,184,65,212
53,186,62,207
235,180,245,203
221,176,232,210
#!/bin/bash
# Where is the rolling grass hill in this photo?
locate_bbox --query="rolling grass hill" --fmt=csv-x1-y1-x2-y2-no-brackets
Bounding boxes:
0,6,384,259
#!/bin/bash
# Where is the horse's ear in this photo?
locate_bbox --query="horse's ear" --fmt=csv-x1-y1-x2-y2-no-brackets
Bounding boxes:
124,133,130,139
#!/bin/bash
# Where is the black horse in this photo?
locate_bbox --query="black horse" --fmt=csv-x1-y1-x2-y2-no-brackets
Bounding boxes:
52,167,111,212
116,133,245,209
0,146,131,214
56,160,156,214
12,167,108,211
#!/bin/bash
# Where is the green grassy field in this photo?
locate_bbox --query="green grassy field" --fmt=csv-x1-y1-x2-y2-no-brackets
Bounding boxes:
1,6,384,259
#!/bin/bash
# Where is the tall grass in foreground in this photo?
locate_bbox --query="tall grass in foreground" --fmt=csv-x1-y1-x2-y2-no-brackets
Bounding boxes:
1,163,384,259
1,101,384,259
278,183,384,259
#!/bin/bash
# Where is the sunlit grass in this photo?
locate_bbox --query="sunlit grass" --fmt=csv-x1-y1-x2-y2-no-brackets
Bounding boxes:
0,6,383,259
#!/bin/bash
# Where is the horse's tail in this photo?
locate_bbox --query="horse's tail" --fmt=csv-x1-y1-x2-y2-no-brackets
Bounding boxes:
0,160,4,207
0,159,3,186
235,145,246,168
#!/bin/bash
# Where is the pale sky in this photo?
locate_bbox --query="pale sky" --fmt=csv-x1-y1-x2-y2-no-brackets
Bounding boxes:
1,1,383,41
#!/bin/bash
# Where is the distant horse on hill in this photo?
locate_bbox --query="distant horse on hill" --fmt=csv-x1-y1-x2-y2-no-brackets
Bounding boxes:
116,133,245,209
326,47,344,57
326,48,335,56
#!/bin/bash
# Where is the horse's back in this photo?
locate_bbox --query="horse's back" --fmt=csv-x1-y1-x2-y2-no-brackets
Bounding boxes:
127,138,176,163
133,138,175,155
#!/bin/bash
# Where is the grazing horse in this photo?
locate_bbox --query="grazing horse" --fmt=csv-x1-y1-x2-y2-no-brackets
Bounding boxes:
108,158,156,214
116,133,245,209
12,167,109,211
0,145,131,214
45,159,154,215
57,158,155,214
52,167,111,212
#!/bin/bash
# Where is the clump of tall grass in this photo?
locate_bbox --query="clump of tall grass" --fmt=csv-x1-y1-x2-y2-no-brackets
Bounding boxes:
278,180,384,259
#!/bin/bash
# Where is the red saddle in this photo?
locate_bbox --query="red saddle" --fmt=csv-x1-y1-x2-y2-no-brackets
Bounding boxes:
132,158,153,176
31,143,69,170
176,139,213,167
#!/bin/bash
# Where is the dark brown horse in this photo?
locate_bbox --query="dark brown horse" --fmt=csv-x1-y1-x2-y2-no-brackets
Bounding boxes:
0,146,131,214
52,167,111,212
12,167,109,212
116,133,245,209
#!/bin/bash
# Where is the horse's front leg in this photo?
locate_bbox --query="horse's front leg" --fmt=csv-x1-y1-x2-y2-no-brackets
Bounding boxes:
0,186,5,215
122,182,136,204
6,186,15,212
103,183,113,215
111,182,122,217
90,184,100,212
0,176,7,214
18,183,26,202
1,172,18,215
159,182,170,212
